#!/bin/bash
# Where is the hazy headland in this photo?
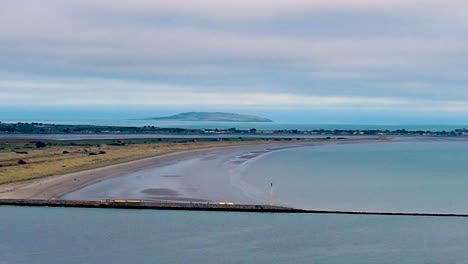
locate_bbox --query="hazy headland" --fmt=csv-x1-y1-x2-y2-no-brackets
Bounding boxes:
135,112,273,122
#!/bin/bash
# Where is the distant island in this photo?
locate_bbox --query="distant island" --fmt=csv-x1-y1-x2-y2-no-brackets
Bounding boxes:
137,112,273,122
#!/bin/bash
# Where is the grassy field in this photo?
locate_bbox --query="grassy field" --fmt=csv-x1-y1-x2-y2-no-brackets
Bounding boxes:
0,138,299,185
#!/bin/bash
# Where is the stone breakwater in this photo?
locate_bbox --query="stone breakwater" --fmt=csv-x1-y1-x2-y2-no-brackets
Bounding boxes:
0,199,305,213
4,199,468,217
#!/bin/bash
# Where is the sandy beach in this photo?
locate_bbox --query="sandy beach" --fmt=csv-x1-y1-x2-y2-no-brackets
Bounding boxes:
0,143,293,200
0,138,384,203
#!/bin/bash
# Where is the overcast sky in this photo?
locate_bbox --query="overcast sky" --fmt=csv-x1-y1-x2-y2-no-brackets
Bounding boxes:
2,1,468,122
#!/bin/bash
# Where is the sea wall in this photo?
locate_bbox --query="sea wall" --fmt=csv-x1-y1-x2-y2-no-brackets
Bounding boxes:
3,199,468,217
0,199,305,213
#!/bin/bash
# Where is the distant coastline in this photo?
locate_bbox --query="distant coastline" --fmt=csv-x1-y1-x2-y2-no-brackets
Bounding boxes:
1,121,468,137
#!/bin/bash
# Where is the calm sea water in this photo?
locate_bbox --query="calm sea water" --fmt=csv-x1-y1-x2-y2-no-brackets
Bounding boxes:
2,206,468,264
241,139,468,213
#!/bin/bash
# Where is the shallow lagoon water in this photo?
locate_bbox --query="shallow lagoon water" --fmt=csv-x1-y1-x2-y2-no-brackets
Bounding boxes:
2,206,468,264
242,139,468,213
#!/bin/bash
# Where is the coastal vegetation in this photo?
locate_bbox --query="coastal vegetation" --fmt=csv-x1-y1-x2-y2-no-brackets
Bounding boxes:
0,122,465,137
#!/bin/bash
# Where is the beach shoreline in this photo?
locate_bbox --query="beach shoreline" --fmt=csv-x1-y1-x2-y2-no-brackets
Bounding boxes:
0,137,387,201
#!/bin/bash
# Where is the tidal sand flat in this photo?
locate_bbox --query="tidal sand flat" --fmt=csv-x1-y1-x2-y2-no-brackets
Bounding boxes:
0,138,289,185
0,138,314,199
63,143,317,204
2,138,351,200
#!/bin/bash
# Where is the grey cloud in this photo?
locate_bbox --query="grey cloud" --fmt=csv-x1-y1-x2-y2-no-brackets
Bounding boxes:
2,0,468,110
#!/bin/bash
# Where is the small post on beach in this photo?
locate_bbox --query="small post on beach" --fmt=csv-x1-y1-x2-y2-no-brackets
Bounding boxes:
269,182,273,205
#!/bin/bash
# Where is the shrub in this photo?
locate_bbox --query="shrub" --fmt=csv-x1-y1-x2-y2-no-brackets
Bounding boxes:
35,141,47,148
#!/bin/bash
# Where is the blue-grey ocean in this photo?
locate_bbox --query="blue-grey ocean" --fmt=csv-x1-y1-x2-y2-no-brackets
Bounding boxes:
2,206,468,264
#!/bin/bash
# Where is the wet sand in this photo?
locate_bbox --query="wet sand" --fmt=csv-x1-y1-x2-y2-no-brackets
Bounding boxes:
0,138,385,203
62,143,316,204
0,143,306,200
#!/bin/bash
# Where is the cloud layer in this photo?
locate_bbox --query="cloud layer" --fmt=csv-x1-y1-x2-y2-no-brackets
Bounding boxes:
2,0,468,114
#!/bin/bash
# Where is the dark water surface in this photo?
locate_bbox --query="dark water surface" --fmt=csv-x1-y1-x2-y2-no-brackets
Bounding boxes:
2,206,468,264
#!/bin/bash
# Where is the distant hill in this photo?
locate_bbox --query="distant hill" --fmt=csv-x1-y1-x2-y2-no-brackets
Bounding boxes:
139,112,273,122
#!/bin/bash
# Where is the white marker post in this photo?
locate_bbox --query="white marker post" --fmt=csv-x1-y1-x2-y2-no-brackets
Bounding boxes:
269,182,273,205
